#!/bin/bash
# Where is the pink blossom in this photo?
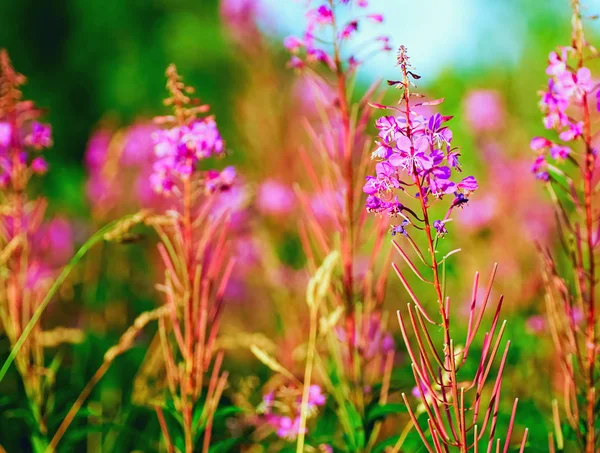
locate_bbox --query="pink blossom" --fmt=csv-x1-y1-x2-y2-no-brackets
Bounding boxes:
367,14,383,23
151,118,224,194
463,90,505,132
0,122,11,150
287,56,304,70
206,166,236,193
257,180,295,216
211,185,248,229
305,385,326,410
546,47,569,76
284,36,304,52
556,67,594,99
30,157,48,174
121,124,156,166
559,121,583,142
340,21,358,40
274,416,304,440
530,137,552,150
284,1,389,70
84,129,111,170
307,5,333,25
526,315,546,334
531,155,549,181
24,122,52,149
412,379,434,402
549,144,571,160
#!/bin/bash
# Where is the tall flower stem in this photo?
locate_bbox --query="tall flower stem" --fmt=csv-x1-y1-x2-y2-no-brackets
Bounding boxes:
147,64,233,453
296,303,318,453
367,46,522,452
330,0,355,310
399,58,467,453
573,5,596,449
581,59,596,453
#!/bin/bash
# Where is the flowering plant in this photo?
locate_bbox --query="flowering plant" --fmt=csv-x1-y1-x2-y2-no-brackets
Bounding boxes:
530,1,600,451
0,50,75,451
364,47,528,452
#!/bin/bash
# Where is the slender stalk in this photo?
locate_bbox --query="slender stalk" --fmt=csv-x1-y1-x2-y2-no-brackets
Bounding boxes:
330,0,354,309
47,361,111,452
296,304,319,453
399,52,465,452
574,12,597,448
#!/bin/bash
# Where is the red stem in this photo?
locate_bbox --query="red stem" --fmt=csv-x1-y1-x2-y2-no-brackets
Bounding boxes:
399,61,465,451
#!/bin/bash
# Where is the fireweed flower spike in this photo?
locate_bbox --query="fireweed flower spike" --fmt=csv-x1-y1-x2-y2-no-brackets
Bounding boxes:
531,2,600,451
0,49,74,442
364,46,528,452
364,48,478,238
285,0,393,309
145,65,236,453
279,1,401,451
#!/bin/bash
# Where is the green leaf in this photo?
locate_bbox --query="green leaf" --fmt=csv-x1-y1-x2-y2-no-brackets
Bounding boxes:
372,435,400,453
4,408,38,427
366,403,408,424
214,406,244,420
344,401,365,451
208,437,244,453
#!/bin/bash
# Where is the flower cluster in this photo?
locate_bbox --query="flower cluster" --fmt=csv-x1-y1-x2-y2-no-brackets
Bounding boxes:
530,47,597,180
258,385,326,440
0,120,52,187
365,112,478,213
363,49,478,237
284,0,390,70
146,64,236,198
0,51,54,189
151,117,226,194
